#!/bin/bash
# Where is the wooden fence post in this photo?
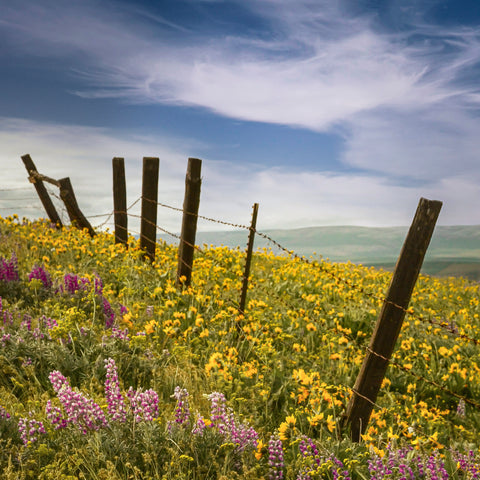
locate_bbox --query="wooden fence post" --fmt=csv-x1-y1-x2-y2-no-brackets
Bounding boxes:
343,197,442,442
239,203,259,315
140,157,159,262
21,154,63,227
112,157,128,246
176,158,202,288
58,177,96,237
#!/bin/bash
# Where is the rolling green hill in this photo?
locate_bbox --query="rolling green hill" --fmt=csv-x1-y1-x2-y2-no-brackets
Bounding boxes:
185,225,480,280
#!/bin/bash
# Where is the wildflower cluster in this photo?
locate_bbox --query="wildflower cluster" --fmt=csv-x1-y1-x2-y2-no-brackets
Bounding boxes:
104,358,127,423
0,252,19,282
28,264,52,289
18,414,46,446
205,391,259,453
126,386,159,422
268,433,284,479
47,370,108,434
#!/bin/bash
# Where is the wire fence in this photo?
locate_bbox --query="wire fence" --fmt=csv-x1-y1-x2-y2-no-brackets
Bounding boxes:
2,178,480,433
139,199,480,418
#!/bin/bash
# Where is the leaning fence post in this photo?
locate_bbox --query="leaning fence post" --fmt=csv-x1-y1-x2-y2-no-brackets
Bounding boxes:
343,197,442,442
58,177,96,237
140,157,159,262
112,157,128,247
21,154,62,227
176,158,202,288
239,203,259,315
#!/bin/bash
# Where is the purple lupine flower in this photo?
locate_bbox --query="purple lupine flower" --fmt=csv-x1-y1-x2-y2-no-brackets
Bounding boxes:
110,327,130,341
104,358,126,423
45,400,67,430
93,275,103,295
0,253,19,282
120,304,128,316
63,273,80,294
32,327,45,340
127,387,159,422
103,297,115,329
297,437,321,480
49,370,108,434
20,314,32,331
425,452,449,480
28,264,52,289
207,392,228,436
299,436,322,467
22,357,33,367
330,456,351,480
18,414,46,446
226,410,258,453
172,386,190,426
268,433,284,480
192,415,207,436
40,315,58,330
1,333,11,347
454,450,480,478
204,391,258,452
0,405,11,421
368,454,393,480
457,398,466,417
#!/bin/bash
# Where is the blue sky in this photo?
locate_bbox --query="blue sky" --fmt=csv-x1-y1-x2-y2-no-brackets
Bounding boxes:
1,0,480,232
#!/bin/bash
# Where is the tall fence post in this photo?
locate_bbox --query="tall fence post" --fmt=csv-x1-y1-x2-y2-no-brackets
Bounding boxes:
58,177,96,237
112,157,128,247
239,203,259,315
140,157,159,263
21,154,63,227
343,197,442,442
176,158,202,288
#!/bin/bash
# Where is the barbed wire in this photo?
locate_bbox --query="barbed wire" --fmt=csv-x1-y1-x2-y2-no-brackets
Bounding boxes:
254,230,480,348
365,346,480,409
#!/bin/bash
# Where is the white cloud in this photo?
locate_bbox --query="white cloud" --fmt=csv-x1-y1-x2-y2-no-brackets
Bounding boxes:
342,104,480,182
1,117,479,230
1,1,480,227
1,0,472,129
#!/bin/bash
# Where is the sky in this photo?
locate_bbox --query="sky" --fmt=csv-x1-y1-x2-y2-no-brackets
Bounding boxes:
1,0,480,235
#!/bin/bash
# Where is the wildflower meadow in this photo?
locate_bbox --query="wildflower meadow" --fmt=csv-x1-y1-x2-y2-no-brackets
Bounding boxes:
1,215,480,479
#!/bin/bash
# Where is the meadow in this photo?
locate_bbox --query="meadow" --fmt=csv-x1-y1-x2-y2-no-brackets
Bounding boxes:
1,215,480,479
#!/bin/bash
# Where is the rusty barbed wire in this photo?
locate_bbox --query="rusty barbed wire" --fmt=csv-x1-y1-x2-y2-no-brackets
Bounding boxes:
366,346,480,409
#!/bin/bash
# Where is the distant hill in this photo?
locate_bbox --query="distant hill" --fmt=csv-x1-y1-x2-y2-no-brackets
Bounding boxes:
161,225,480,280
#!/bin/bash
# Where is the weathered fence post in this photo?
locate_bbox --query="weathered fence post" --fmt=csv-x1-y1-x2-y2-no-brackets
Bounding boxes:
21,154,63,227
176,158,202,288
140,157,159,262
58,177,96,237
343,197,442,442
239,203,259,315
112,157,128,247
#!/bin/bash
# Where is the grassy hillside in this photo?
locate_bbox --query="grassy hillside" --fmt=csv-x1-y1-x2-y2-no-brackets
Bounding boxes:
191,225,480,279
1,216,480,479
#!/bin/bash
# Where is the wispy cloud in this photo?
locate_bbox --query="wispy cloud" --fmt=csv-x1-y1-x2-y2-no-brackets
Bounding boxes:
2,1,480,226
